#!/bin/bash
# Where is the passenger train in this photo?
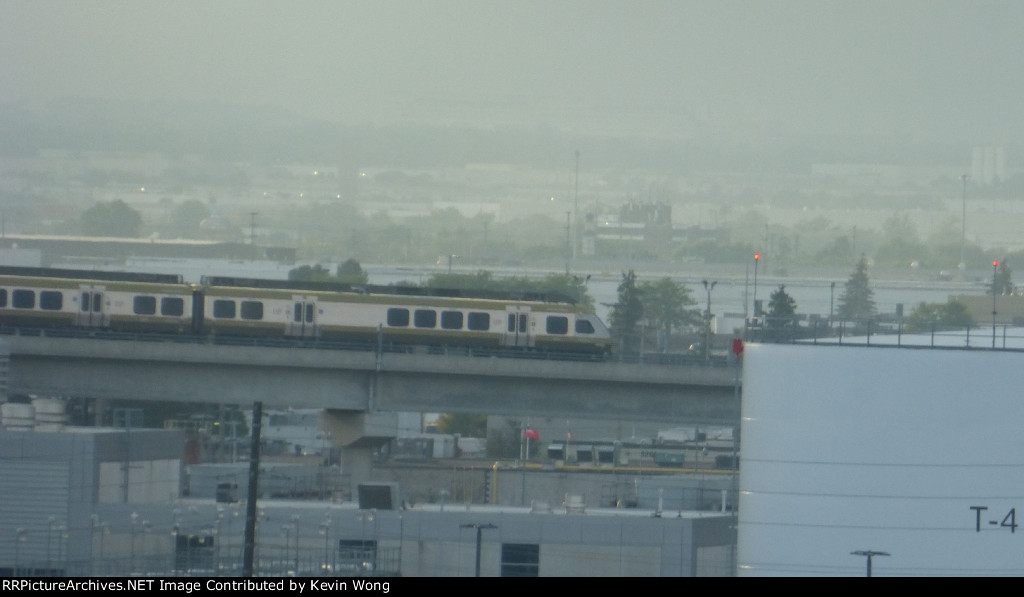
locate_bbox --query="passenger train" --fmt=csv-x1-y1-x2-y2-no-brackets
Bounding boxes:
0,267,613,355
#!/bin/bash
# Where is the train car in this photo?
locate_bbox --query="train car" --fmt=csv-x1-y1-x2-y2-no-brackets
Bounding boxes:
0,267,194,333
200,276,612,354
0,267,611,355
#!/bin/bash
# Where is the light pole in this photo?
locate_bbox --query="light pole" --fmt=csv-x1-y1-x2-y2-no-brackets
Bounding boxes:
249,211,259,246
47,516,56,569
130,512,139,573
752,253,760,319
702,280,717,361
319,513,332,575
960,174,968,274
14,528,26,577
829,281,836,329
357,509,376,574
460,523,498,577
289,514,300,574
993,260,999,348
573,149,580,259
851,549,889,577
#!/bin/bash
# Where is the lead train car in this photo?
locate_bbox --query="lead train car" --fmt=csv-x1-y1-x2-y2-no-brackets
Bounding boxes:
201,277,612,354
0,267,612,354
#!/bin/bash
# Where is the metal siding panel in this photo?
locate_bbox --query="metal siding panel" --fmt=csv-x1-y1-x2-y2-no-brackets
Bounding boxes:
0,460,70,568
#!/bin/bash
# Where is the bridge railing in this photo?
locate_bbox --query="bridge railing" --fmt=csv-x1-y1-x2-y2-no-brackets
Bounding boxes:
744,316,1024,351
0,325,739,367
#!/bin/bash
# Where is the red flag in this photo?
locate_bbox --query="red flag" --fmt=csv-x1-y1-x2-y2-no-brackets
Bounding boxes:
523,428,539,441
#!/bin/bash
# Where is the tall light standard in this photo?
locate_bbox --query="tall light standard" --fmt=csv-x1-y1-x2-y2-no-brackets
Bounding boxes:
573,149,580,259
829,281,836,328
460,523,498,577
702,280,717,361
752,253,761,319
993,260,999,348
960,174,969,274
851,549,889,577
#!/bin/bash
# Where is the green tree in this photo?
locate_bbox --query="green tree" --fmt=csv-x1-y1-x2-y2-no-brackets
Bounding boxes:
874,214,926,268
608,270,644,355
767,285,797,321
288,264,330,281
637,278,701,352
435,413,487,437
423,271,593,309
80,200,143,237
837,256,876,321
171,199,210,238
904,300,974,333
485,418,523,459
335,258,369,285
989,260,1014,296
765,284,798,341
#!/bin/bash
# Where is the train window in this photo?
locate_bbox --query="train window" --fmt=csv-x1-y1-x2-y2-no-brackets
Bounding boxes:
240,301,264,320
440,310,463,330
387,308,409,327
161,297,184,317
546,316,569,335
507,314,515,332
575,319,595,334
0,289,7,308
39,291,63,311
133,296,157,315
81,293,90,312
213,300,236,319
468,312,489,331
414,309,437,328
12,289,34,309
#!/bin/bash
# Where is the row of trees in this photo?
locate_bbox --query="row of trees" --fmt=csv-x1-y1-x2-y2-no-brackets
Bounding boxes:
606,259,885,352
748,255,996,338
607,271,704,354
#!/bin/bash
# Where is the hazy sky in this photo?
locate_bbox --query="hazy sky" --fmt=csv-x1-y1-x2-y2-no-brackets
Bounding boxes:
3,0,1022,144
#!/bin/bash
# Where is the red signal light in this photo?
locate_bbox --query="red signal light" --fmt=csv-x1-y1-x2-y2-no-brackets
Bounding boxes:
994,260,999,267
754,253,760,261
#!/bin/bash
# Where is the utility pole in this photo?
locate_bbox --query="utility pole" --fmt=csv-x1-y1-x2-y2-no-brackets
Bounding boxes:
993,260,999,348
702,280,717,362
249,212,258,246
573,150,580,259
960,174,968,275
850,550,889,577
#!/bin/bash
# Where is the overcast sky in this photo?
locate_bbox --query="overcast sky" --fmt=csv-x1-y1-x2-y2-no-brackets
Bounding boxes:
3,0,1022,144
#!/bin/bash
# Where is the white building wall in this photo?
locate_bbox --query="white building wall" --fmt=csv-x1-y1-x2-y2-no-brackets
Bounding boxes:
739,344,1024,576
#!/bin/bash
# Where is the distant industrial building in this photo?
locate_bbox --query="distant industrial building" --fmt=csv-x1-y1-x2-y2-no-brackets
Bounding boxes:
0,415,735,576
587,202,713,258
0,234,295,268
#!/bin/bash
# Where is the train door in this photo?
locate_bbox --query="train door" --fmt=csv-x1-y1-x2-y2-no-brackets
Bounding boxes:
288,295,318,337
76,285,108,327
502,306,533,348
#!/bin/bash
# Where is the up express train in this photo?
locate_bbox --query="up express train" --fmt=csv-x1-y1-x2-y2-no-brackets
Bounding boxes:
0,267,612,354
